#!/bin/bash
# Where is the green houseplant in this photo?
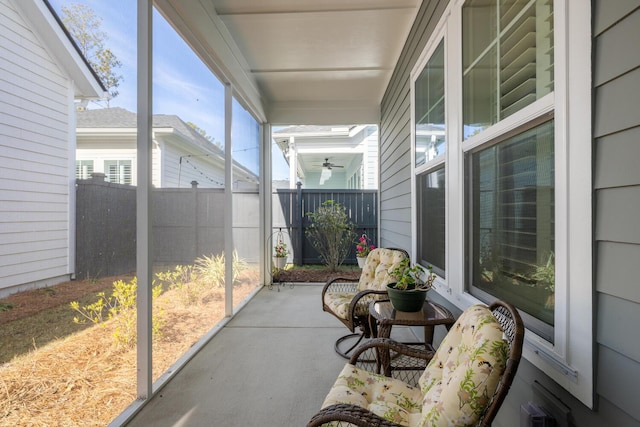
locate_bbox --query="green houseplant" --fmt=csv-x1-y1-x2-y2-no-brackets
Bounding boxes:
387,258,436,312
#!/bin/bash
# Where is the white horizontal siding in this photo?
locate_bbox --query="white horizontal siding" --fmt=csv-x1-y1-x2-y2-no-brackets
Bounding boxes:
0,0,72,294
161,140,226,188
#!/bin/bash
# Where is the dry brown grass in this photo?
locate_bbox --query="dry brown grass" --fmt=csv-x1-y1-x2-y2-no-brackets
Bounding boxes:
0,274,257,426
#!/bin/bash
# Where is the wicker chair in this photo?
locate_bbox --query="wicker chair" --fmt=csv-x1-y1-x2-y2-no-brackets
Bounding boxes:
308,301,524,427
322,248,410,358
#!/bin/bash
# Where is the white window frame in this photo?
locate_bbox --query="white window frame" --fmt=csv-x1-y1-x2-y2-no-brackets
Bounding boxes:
410,0,593,408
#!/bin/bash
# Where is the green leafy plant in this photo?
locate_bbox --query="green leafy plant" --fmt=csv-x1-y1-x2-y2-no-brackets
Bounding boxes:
532,252,555,293
156,264,202,306
70,277,163,347
305,200,356,272
389,258,436,291
0,302,13,312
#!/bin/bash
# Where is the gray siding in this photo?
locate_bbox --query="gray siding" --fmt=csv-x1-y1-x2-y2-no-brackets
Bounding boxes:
593,1,640,424
379,0,447,252
379,0,640,425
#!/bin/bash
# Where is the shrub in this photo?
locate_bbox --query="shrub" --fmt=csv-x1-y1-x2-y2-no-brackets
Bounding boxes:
70,277,163,347
306,200,356,272
156,264,202,306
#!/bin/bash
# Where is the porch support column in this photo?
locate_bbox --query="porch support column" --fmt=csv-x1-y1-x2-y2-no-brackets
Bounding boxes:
136,0,153,399
288,136,297,189
262,123,272,288
224,83,233,317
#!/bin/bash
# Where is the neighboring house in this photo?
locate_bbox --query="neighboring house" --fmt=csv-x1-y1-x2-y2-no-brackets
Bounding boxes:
76,107,259,189
272,125,378,189
0,0,104,298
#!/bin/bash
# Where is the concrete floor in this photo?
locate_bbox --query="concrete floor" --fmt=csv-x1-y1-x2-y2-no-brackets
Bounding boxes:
123,283,423,426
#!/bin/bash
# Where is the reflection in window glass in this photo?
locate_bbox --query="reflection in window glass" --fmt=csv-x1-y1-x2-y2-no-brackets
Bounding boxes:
468,119,554,340
415,39,445,166
418,167,446,276
463,0,554,139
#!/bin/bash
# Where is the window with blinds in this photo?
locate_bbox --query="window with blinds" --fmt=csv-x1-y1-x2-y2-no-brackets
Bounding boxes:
462,0,554,139
467,119,554,340
104,160,132,185
76,160,94,180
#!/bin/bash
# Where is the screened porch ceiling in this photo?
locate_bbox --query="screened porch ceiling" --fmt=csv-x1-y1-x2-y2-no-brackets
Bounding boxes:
153,0,422,126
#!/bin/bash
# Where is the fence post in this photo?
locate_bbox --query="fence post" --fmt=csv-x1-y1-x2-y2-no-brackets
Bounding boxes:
296,181,303,265
192,181,198,260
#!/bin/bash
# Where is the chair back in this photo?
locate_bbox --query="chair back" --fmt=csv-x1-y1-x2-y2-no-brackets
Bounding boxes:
417,301,523,427
357,248,409,292
477,301,524,426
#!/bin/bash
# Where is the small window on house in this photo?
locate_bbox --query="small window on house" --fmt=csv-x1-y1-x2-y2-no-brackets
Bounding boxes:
418,166,446,276
76,160,94,180
414,38,446,276
104,160,132,184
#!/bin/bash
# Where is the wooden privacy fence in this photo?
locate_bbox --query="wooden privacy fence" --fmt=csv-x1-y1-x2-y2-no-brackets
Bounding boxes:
76,176,378,279
272,185,378,265
75,176,260,279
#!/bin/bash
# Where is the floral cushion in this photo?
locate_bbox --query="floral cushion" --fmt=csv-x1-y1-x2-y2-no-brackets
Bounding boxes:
322,364,424,426
417,305,508,427
323,292,372,320
357,248,408,292
323,248,408,321
320,305,508,427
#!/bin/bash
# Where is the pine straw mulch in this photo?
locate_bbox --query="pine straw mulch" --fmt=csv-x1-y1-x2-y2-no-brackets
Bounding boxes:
0,274,258,427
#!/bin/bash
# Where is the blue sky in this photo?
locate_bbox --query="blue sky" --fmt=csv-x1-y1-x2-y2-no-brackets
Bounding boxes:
48,0,290,180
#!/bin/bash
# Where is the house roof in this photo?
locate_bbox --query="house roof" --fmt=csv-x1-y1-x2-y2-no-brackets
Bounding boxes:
77,107,223,155
13,0,105,98
154,0,422,125
76,108,258,181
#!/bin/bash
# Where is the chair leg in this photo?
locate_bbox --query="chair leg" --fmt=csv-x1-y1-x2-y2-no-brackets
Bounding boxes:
334,333,366,359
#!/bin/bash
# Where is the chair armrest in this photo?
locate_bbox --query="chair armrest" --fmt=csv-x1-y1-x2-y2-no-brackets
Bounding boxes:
307,403,403,427
346,289,387,317
321,277,358,300
350,338,435,365
349,338,435,384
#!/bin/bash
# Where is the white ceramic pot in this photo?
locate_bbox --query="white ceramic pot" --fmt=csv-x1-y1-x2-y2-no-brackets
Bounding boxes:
273,256,286,269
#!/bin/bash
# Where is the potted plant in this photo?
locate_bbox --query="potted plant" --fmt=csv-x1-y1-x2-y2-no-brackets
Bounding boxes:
355,234,376,268
273,240,289,269
387,258,436,312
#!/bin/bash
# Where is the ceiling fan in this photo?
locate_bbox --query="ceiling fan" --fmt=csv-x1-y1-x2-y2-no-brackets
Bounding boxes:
321,158,343,170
